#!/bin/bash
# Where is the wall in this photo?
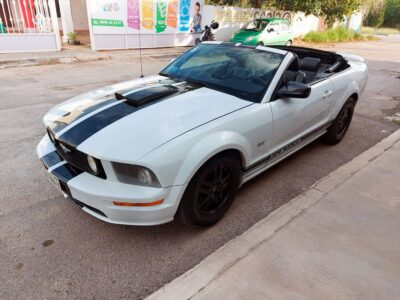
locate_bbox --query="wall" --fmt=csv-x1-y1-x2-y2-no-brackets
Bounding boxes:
71,0,89,30
202,6,363,41
202,5,319,40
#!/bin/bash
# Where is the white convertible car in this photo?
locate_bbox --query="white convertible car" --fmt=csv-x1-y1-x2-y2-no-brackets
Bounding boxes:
37,42,368,227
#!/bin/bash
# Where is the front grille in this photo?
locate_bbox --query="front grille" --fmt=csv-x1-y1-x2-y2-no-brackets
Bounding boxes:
53,139,106,179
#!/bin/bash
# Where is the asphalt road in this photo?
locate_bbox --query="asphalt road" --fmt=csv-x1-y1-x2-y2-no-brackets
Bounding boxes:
0,36,399,299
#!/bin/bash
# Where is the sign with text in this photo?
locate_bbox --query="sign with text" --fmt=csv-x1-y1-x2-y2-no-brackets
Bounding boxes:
89,0,204,34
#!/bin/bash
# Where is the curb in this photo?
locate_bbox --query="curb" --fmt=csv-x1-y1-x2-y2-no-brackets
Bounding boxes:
0,55,112,69
146,128,400,300
0,50,186,69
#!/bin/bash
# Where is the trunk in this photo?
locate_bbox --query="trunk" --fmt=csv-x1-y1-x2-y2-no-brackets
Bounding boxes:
255,0,261,8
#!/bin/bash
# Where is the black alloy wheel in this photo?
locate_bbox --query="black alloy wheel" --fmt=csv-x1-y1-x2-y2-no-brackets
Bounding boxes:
176,153,241,228
324,97,355,144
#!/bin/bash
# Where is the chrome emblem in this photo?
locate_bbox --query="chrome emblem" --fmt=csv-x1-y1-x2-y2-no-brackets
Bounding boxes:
60,143,71,154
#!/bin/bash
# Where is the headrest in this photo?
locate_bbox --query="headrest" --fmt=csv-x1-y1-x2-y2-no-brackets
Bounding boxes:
287,53,300,72
301,57,321,72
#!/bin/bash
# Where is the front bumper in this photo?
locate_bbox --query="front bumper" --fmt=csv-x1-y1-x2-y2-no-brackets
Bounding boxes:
37,135,186,226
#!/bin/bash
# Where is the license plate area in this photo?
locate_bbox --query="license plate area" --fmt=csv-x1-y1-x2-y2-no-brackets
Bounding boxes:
46,171,65,196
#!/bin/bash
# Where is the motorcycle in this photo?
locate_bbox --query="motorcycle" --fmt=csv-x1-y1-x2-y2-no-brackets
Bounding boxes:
195,20,219,45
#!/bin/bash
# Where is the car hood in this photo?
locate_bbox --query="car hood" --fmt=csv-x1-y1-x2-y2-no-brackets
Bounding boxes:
232,30,261,41
44,75,252,162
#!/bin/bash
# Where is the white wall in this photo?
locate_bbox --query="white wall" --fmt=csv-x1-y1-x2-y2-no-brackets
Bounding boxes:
201,5,320,40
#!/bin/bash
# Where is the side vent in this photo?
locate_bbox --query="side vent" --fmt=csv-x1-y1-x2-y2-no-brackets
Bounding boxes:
115,85,179,107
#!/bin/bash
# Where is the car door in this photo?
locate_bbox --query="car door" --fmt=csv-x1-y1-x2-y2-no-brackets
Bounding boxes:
269,79,335,151
278,20,292,45
263,22,280,45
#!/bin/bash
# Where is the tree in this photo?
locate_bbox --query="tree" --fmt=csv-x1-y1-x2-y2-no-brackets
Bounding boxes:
321,0,362,27
206,0,362,27
383,0,400,28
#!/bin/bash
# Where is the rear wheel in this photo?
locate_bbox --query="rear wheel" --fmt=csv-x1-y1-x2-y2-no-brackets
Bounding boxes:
285,40,292,46
176,154,241,228
323,97,355,144
257,41,264,46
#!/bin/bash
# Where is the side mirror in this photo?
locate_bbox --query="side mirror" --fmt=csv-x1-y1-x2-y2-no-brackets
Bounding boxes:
267,28,274,33
277,81,311,99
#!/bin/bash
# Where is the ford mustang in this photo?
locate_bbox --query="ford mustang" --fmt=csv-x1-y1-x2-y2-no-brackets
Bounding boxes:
37,42,368,227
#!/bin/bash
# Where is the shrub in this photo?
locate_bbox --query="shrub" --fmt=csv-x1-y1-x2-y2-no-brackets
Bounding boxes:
303,27,370,43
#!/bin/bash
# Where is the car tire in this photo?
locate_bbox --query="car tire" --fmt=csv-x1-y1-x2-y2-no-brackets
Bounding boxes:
323,97,356,145
176,153,241,228
285,40,292,46
257,42,264,46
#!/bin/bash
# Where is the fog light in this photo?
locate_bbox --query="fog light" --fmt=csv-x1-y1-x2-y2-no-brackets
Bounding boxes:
87,155,98,174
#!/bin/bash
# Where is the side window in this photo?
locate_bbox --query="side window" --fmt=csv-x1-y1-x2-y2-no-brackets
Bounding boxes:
268,22,279,32
280,21,290,31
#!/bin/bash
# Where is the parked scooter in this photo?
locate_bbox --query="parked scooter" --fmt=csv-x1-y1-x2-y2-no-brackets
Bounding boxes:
195,20,219,45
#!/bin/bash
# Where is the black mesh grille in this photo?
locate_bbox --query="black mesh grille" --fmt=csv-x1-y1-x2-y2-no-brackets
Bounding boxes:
53,139,106,179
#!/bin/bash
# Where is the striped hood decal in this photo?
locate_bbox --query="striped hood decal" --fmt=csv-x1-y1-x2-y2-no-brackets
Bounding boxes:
48,80,199,148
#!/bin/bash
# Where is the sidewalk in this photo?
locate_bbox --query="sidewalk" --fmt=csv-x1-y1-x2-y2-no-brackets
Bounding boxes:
0,46,188,69
148,129,400,300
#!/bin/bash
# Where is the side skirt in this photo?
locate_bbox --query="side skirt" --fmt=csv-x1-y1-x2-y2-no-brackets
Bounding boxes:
241,123,331,185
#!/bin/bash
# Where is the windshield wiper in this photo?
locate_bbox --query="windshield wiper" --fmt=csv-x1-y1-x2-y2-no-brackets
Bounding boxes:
184,78,207,87
159,72,173,78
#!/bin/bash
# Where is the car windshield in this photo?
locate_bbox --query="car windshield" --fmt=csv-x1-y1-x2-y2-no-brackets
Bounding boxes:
159,44,284,103
242,19,269,32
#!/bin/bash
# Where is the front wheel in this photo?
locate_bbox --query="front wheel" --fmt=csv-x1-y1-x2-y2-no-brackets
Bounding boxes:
285,40,292,46
323,97,355,144
176,154,241,228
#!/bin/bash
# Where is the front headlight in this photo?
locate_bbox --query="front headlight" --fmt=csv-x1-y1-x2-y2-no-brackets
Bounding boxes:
87,155,98,174
112,162,161,187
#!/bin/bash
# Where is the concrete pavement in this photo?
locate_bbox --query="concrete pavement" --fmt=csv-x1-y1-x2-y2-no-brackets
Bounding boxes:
148,129,400,300
0,36,399,299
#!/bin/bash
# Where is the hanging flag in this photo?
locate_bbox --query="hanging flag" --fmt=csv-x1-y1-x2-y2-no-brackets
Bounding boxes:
127,0,140,30
155,0,167,33
142,0,155,30
166,0,178,28
179,0,190,32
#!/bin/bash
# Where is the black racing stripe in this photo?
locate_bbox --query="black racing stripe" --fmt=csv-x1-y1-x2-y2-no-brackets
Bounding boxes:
58,102,140,147
51,163,83,183
41,151,63,169
48,79,177,135
58,82,200,148
49,98,117,134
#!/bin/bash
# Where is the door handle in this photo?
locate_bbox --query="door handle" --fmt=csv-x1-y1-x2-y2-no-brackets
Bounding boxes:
322,90,333,99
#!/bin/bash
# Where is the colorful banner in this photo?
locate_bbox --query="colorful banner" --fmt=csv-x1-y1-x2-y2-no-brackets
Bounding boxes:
166,0,178,28
127,0,140,30
89,0,203,34
155,0,167,33
142,0,155,30
179,0,191,32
